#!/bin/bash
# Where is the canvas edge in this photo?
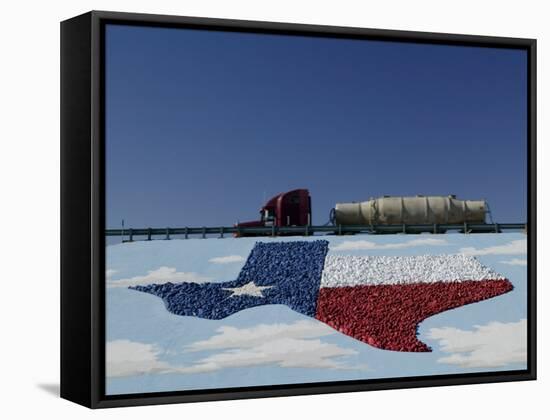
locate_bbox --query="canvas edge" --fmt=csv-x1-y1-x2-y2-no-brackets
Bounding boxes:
60,11,94,408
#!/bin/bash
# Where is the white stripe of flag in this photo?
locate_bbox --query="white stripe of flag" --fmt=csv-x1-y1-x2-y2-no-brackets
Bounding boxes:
320,254,505,288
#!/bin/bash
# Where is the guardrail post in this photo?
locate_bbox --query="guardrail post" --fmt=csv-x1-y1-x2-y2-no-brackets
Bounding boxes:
338,224,342,235
202,227,206,239
184,227,188,239
147,228,152,241
271,224,275,237
165,228,170,240
305,224,309,236
129,228,133,242
433,223,438,234
219,227,224,238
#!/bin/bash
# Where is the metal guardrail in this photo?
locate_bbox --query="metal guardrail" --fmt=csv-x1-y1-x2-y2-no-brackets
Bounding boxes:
105,223,527,241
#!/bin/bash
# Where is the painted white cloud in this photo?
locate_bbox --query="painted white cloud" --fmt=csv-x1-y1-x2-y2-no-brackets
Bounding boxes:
107,321,360,377
181,320,359,372
186,320,335,351
180,337,357,372
209,255,246,264
459,239,526,256
107,266,211,288
427,319,527,368
500,258,527,266
106,269,117,279
331,237,448,251
106,340,177,377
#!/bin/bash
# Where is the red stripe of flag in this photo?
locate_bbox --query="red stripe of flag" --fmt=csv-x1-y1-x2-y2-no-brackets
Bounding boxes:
315,279,513,352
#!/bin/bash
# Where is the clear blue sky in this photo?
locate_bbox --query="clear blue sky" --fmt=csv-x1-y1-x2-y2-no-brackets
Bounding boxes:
105,24,527,228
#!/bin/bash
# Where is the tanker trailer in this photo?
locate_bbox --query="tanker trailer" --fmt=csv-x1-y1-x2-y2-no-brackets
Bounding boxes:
334,195,486,226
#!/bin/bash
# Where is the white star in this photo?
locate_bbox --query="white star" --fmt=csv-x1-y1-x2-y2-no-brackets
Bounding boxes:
222,281,273,297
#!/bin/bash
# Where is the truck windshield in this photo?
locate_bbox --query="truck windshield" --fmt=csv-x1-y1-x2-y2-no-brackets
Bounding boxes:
262,209,275,222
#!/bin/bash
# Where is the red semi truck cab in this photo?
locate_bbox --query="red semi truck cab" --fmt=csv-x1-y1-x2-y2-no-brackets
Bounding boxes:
235,189,311,236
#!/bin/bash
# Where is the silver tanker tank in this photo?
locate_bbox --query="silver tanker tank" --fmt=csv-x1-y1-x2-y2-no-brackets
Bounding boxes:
334,195,486,225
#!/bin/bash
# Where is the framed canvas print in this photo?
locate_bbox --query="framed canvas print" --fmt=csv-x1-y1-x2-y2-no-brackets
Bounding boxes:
60,11,536,408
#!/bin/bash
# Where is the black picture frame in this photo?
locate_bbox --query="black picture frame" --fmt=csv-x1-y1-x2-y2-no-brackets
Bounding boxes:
60,10,537,409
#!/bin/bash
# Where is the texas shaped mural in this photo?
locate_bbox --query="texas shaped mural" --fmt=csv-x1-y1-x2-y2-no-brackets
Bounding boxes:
131,240,513,353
